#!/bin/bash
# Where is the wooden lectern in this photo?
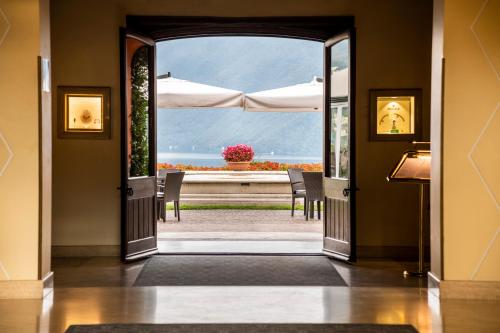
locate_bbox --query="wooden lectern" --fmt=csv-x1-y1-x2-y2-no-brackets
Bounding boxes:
387,148,430,277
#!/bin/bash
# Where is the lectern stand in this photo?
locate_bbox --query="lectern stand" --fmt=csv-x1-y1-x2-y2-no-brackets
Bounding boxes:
387,149,430,277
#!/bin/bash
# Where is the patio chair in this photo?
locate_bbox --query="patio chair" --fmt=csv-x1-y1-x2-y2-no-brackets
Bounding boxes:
158,168,180,178
302,171,324,221
157,168,180,189
287,168,306,217
157,171,185,222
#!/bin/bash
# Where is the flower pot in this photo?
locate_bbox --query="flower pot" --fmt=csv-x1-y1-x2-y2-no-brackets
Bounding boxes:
226,161,251,171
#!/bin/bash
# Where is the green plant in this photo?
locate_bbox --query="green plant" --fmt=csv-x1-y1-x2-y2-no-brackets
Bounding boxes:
130,46,150,177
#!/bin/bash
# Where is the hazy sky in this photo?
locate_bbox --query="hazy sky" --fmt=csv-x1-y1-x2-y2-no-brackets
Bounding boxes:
156,36,326,161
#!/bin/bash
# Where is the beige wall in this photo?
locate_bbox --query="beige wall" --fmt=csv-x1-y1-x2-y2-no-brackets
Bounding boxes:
441,0,499,281
0,0,51,285
51,0,432,252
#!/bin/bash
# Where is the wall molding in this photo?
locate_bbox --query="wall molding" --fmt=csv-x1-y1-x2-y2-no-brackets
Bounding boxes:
440,280,500,300
0,280,43,299
52,245,120,257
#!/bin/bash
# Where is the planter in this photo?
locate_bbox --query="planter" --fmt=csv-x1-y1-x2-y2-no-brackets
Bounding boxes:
226,161,252,171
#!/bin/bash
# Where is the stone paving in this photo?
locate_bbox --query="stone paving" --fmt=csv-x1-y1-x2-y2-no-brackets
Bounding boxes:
157,209,322,241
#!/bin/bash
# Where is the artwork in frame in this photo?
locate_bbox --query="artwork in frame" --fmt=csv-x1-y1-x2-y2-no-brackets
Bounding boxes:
57,86,111,139
369,89,422,141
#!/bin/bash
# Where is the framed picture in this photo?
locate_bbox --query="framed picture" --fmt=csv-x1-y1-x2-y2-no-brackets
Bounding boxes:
57,86,111,139
369,89,422,141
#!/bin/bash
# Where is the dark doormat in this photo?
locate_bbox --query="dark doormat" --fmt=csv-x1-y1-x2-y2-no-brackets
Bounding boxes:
133,255,347,286
66,324,418,333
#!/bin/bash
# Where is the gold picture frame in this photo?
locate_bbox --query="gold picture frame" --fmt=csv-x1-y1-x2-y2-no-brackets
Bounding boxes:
57,86,111,139
369,89,422,141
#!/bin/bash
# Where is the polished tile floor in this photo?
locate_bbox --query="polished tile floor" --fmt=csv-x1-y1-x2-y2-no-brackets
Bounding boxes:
0,257,499,333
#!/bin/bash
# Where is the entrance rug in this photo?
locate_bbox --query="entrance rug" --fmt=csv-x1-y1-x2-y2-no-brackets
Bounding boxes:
66,324,419,333
133,255,347,286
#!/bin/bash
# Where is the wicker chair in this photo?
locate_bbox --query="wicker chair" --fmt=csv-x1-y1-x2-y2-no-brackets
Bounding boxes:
302,171,324,220
287,168,306,216
157,171,184,222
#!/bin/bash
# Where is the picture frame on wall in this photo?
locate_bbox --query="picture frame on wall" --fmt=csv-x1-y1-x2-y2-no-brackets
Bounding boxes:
369,89,422,141
57,86,111,139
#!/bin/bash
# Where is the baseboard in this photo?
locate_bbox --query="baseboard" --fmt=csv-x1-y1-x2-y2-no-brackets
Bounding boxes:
52,245,120,257
357,245,431,260
440,280,500,300
0,280,43,299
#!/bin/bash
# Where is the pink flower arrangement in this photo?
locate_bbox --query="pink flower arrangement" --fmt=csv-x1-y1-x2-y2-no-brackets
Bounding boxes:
222,144,255,162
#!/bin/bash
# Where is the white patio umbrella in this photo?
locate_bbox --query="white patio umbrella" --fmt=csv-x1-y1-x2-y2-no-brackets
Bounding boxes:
157,76,244,109
243,69,349,112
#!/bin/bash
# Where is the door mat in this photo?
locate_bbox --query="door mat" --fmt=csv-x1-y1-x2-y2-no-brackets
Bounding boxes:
66,323,418,333
133,255,347,286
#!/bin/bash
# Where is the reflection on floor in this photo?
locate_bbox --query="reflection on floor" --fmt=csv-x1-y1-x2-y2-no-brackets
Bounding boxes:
0,257,498,333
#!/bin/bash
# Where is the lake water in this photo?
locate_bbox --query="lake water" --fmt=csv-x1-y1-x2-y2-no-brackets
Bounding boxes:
158,152,322,167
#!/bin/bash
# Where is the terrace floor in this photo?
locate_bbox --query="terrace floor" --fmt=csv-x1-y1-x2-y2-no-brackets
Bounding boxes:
157,209,323,253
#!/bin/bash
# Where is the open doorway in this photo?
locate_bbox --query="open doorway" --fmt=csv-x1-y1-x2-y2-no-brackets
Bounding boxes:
120,17,355,262
154,36,327,254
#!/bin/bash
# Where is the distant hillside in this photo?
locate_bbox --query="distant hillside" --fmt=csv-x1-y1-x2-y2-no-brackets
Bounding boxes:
156,36,343,158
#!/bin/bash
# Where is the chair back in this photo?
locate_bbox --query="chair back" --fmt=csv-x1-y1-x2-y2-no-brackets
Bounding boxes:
158,168,180,178
287,168,305,192
302,172,324,201
164,171,185,201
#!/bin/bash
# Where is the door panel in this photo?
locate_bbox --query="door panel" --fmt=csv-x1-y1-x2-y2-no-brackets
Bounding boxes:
120,29,158,261
323,30,356,262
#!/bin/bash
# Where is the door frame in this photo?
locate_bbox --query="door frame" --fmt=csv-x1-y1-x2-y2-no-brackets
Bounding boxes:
122,16,356,257
126,16,355,42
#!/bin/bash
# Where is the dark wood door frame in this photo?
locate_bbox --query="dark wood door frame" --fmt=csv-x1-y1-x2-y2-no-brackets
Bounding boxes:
126,16,354,42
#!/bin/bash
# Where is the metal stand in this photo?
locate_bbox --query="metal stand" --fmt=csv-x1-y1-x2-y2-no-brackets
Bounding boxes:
404,183,426,278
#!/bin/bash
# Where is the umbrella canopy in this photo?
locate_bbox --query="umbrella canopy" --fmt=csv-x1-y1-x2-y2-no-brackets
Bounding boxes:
243,69,348,112
157,76,244,109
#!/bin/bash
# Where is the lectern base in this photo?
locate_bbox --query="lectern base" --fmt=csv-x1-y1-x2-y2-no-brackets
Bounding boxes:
403,270,427,278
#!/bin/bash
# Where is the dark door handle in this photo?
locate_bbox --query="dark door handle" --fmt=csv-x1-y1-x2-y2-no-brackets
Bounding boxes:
126,187,134,196
117,186,134,196
342,187,359,197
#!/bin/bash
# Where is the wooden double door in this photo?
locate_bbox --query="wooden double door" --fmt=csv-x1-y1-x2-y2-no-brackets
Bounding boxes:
118,19,356,262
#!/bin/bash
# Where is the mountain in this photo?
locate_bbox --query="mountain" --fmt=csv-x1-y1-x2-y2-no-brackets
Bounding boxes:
156,36,345,159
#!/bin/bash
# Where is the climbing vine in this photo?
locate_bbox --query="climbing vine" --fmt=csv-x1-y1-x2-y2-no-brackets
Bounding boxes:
130,46,150,177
